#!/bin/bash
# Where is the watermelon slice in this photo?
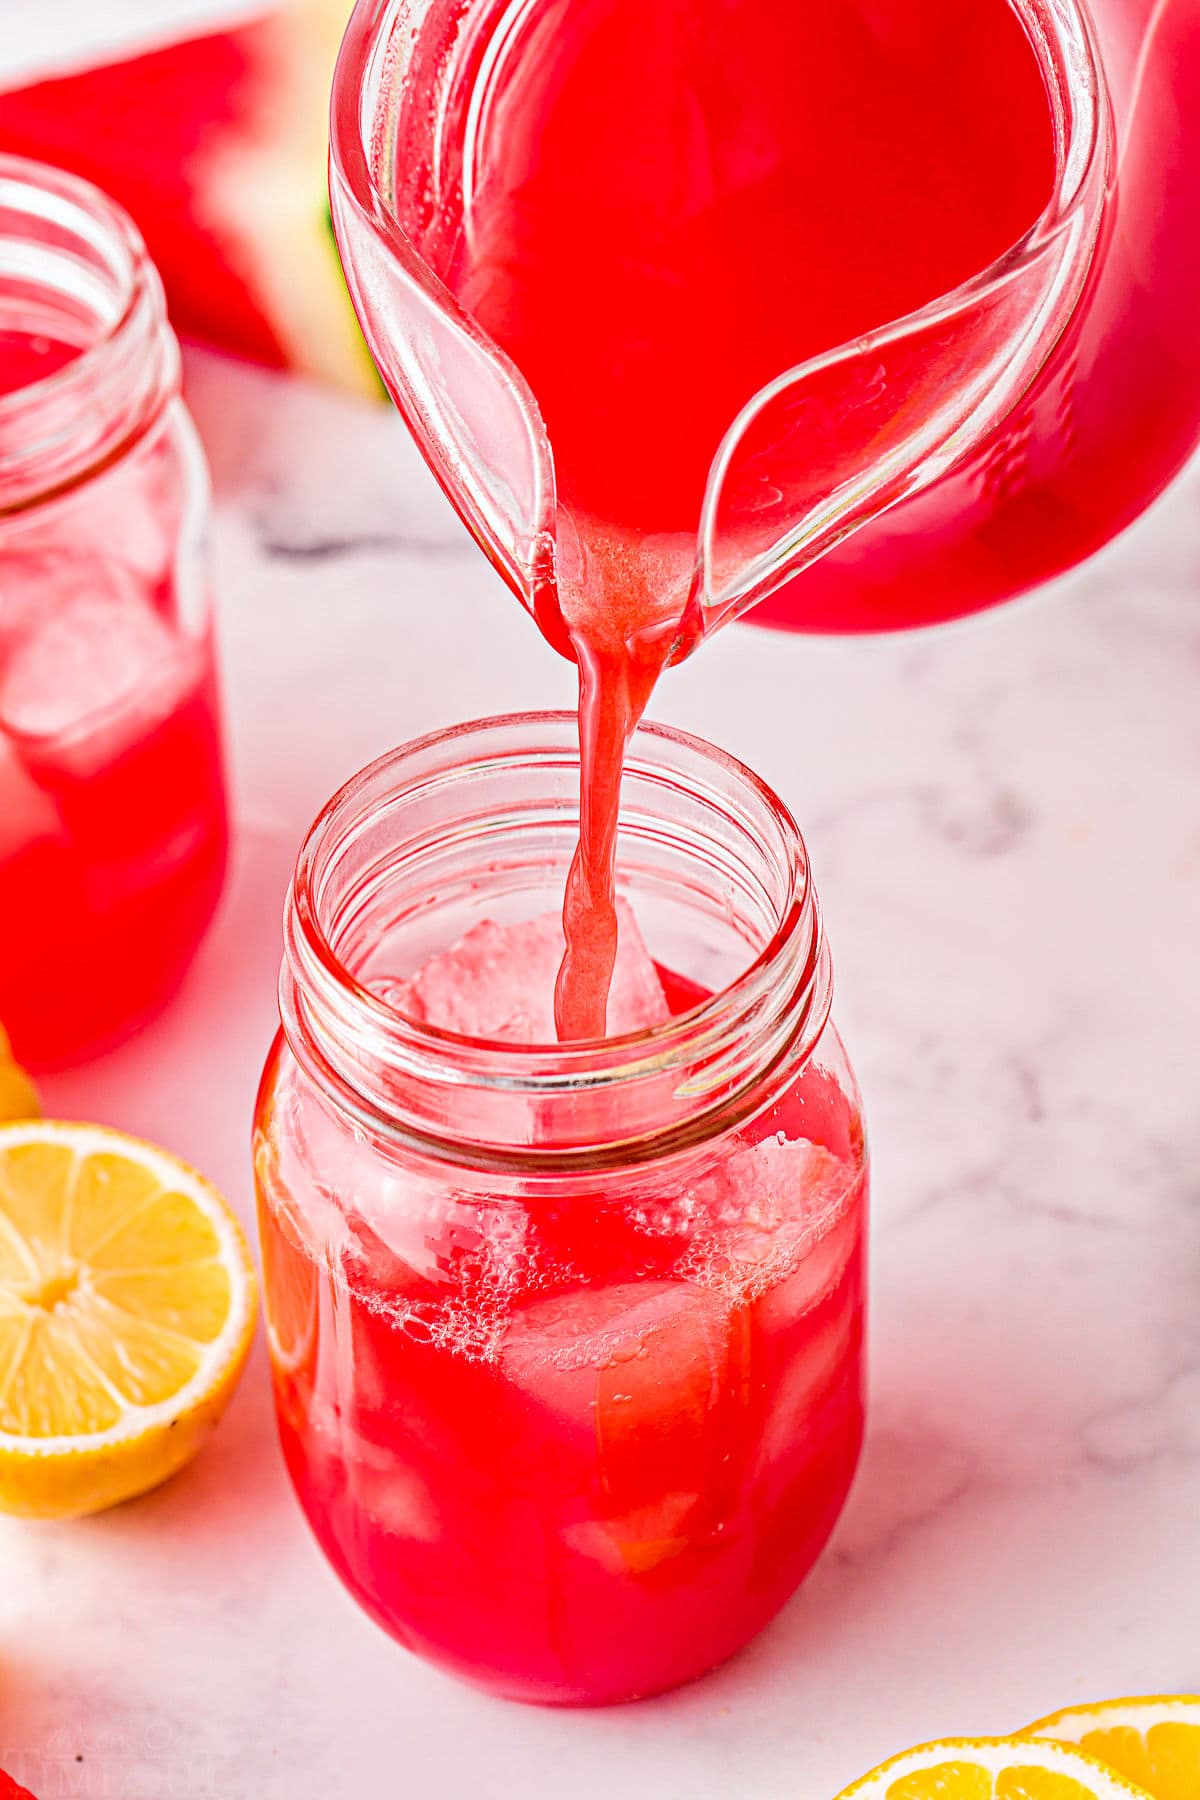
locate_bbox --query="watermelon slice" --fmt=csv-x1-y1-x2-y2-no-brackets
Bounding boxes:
0,0,377,392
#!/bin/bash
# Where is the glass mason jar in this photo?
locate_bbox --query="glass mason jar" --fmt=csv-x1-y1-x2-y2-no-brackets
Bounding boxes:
254,714,868,1705
0,155,228,1067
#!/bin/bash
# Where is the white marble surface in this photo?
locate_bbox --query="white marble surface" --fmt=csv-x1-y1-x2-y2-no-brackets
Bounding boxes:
1,345,1198,1797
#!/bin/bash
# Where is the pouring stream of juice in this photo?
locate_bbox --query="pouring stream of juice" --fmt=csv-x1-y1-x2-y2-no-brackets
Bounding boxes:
331,0,1108,1038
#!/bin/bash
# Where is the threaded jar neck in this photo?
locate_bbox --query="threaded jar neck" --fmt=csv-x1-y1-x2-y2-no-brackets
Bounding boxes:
0,155,179,518
280,712,833,1175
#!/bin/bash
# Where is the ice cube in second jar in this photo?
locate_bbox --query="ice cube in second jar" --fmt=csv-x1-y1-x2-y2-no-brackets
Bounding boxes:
0,548,227,1064
0,554,198,764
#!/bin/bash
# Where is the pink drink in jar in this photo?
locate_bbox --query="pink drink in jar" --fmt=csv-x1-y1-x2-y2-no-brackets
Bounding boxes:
255,716,868,1703
0,158,228,1066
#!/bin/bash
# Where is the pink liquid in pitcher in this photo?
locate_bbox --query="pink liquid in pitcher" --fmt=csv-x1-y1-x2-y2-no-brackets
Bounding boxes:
453,0,1055,570
757,0,1200,630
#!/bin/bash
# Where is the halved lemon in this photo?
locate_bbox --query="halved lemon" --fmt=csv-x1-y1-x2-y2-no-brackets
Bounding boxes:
834,1737,1156,1800
1026,1698,1200,1800
0,1119,256,1518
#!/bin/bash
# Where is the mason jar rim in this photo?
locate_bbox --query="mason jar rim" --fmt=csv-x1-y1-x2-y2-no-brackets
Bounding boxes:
0,154,178,517
280,711,834,1174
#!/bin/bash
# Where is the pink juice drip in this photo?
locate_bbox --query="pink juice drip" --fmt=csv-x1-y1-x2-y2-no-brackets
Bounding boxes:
443,0,1057,1038
552,549,684,1038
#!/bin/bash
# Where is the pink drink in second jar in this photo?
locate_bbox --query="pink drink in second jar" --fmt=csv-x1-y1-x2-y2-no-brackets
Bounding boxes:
0,327,228,1067
257,907,866,1704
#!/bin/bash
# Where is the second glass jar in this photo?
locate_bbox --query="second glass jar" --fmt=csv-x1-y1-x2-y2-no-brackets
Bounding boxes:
254,713,868,1705
0,155,227,1067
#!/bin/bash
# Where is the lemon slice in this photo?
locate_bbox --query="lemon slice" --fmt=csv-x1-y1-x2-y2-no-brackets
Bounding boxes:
0,1119,256,1518
0,1062,39,1124
834,1737,1155,1800
255,1159,318,1383
1026,1698,1200,1800
0,1022,38,1124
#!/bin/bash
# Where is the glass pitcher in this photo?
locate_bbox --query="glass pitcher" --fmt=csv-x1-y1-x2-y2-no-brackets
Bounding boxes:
323,0,1190,651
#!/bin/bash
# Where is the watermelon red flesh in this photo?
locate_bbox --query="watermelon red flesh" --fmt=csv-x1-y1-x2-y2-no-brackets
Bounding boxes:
2,27,281,364
0,5,374,389
0,1774,38,1800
